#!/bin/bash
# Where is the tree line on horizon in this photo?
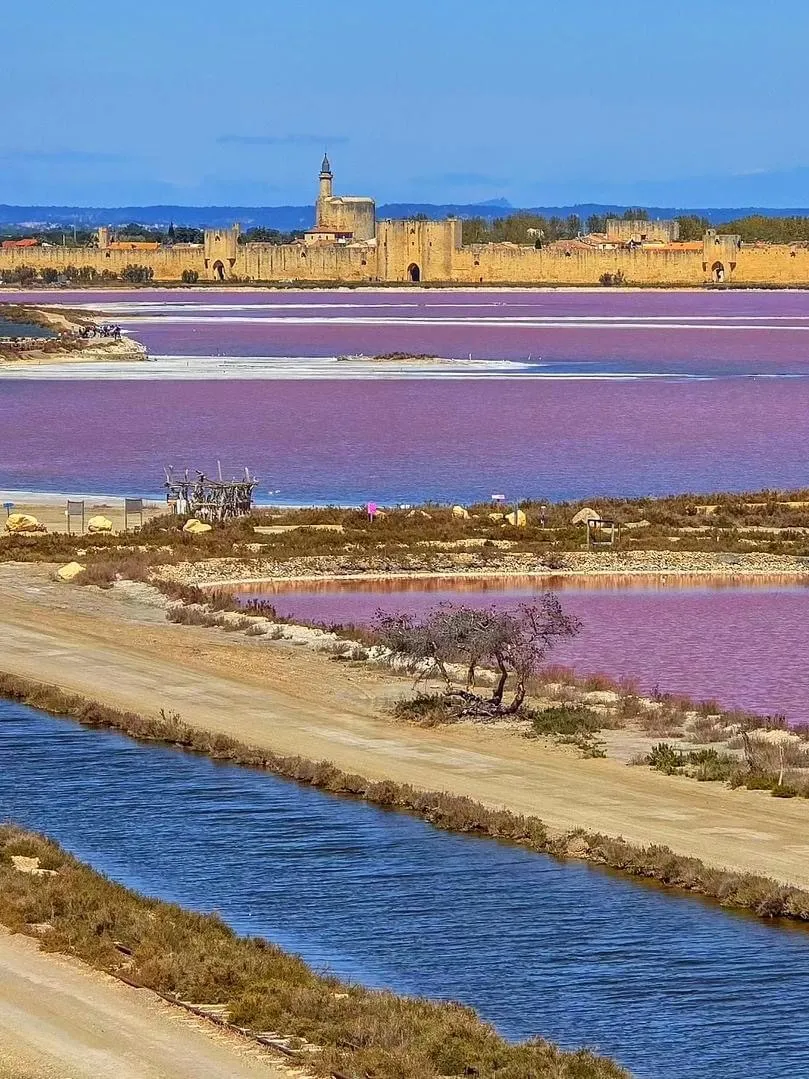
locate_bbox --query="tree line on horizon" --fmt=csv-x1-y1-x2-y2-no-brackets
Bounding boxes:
5,213,809,249
0,224,305,247
462,210,809,245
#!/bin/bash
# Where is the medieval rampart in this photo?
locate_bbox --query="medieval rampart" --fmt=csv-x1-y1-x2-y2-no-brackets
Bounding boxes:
237,242,375,283
451,243,703,285
4,234,809,286
0,244,199,282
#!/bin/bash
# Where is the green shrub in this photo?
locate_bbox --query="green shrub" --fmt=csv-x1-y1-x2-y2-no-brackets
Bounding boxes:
531,704,604,736
688,748,739,782
121,264,154,283
772,784,799,798
393,693,457,726
646,742,685,775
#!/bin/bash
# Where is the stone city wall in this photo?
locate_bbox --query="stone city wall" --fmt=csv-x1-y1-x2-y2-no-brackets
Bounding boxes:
451,243,703,285
0,245,200,282
3,229,809,286
236,242,376,283
731,246,809,285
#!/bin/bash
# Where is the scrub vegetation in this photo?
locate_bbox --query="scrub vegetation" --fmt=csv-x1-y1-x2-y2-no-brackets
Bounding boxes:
0,825,625,1079
642,726,809,797
6,487,809,577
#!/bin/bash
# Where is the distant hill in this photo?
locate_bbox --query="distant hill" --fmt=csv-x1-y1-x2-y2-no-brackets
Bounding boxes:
1,202,809,231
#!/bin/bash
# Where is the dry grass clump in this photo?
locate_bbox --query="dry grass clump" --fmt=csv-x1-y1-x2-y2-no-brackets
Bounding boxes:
638,705,686,738
2,672,809,926
685,714,736,743
0,826,625,1079
165,606,253,632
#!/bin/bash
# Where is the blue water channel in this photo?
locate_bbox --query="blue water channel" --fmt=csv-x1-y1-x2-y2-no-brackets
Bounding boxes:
1,698,807,1079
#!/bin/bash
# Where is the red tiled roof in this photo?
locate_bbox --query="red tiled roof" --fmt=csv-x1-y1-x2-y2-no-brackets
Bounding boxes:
107,241,161,251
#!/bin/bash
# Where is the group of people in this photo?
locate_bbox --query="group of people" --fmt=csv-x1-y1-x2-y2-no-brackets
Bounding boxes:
78,323,122,340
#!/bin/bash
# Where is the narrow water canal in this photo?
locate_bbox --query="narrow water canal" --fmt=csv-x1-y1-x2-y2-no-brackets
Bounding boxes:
1,699,807,1078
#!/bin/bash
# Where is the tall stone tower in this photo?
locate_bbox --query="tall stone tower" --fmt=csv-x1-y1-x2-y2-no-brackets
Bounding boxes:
316,154,333,226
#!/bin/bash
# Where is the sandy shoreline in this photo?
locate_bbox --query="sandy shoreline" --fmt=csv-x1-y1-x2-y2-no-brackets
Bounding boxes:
0,499,164,534
203,566,809,588
160,548,809,589
0,334,147,367
3,284,807,294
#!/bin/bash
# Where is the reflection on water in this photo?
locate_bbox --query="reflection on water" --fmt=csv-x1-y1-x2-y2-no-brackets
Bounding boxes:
2,699,809,1079
0,319,53,338
236,575,809,721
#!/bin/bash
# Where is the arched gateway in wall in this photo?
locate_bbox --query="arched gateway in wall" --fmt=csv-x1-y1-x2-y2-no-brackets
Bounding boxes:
407,263,421,282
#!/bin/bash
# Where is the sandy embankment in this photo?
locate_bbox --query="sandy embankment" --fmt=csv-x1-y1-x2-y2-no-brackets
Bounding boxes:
2,562,809,890
0,306,148,366
0,336,149,365
0,927,294,1079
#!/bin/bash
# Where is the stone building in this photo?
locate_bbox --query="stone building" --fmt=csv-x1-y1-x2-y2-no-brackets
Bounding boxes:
604,218,680,244
0,158,806,287
315,154,376,242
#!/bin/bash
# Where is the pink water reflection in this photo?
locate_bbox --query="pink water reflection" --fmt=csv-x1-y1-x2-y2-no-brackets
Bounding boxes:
4,288,809,502
238,577,809,721
3,376,809,502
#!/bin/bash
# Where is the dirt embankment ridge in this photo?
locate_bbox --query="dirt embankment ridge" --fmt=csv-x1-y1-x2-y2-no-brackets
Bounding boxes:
158,547,809,588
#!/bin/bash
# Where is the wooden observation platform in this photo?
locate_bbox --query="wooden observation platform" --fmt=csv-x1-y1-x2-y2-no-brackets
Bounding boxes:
165,467,258,522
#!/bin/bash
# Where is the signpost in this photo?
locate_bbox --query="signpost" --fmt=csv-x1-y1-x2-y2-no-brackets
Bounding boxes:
587,517,619,549
66,500,85,536
124,498,144,531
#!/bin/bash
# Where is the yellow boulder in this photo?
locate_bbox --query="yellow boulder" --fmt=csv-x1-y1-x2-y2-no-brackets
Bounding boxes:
572,507,601,525
504,509,527,527
451,505,470,519
183,518,212,534
87,515,113,533
5,513,43,533
56,561,86,581
488,512,504,522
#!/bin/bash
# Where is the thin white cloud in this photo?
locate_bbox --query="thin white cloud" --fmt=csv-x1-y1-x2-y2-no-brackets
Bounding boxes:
216,134,349,147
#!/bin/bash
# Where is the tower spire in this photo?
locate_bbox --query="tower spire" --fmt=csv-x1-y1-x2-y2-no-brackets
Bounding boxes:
317,153,333,225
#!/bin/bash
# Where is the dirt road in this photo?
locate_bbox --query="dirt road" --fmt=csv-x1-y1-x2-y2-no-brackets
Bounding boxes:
0,929,295,1079
2,564,809,888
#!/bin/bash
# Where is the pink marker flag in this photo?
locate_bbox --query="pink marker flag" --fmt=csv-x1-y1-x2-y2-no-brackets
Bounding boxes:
367,501,378,518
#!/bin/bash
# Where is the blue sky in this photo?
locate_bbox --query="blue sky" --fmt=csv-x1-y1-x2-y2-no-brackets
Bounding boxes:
4,0,809,207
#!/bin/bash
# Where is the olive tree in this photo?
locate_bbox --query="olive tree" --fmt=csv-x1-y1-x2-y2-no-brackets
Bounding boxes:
376,597,581,717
